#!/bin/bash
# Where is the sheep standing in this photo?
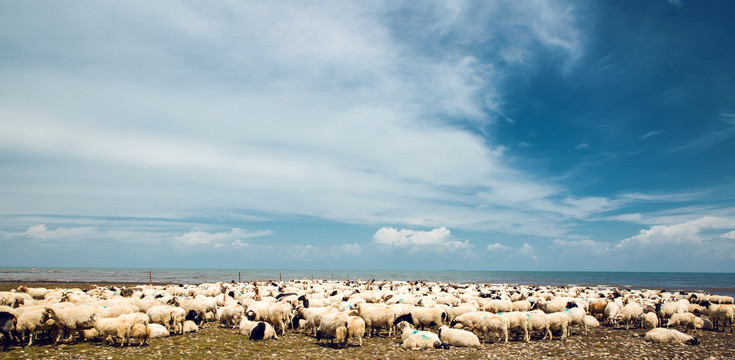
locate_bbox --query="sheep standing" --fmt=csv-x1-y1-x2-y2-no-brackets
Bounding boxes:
347,316,366,347
0,311,17,351
643,328,699,345
43,307,98,344
547,312,569,341
604,302,620,326
642,312,658,329
667,313,704,333
316,312,349,348
16,309,55,347
500,312,530,341
438,325,479,347
472,315,509,343
128,323,151,346
267,302,293,336
354,303,396,338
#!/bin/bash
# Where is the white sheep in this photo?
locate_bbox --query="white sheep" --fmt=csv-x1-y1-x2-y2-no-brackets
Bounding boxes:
218,304,244,328
642,312,659,329
471,314,509,343
183,320,199,333
347,316,366,347
42,307,98,344
527,311,552,340
547,312,570,341
16,286,49,300
127,323,151,346
16,309,55,347
584,315,600,328
643,327,699,345
245,301,272,321
316,312,349,348
666,312,704,333
148,323,170,338
450,311,493,330
604,302,620,326
354,303,396,338
562,306,587,335
500,312,530,341
409,307,447,330
483,300,512,313
267,302,293,336
617,303,643,330
94,316,132,346
437,325,479,347
146,305,176,332
396,321,442,350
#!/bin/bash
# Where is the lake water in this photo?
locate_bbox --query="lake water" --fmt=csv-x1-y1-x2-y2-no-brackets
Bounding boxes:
1,267,733,297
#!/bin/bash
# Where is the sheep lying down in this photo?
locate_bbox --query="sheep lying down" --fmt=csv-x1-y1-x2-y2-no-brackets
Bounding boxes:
643,328,700,345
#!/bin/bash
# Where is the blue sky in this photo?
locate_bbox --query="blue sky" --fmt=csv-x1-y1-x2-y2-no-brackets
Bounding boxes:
1,0,734,272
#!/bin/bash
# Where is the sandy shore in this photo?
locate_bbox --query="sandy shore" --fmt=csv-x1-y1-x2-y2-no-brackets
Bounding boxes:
2,282,734,359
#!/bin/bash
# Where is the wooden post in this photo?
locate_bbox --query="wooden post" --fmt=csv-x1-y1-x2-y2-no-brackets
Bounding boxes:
149,271,152,285
239,272,241,283
279,273,282,282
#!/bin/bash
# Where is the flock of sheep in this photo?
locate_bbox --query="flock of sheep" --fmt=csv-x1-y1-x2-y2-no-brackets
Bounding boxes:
1,279,734,352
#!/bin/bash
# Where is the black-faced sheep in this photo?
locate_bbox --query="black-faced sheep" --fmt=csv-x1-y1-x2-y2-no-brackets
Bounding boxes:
0,311,17,351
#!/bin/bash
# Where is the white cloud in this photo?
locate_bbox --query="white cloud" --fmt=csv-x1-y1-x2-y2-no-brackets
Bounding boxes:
373,227,451,247
552,238,609,255
22,224,96,240
641,130,662,140
517,243,538,261
486,243,512,252
174,228,273,246
723,231,735,240
668,0,683,8
342,243,362,255
372,227,470,253
575,143,589,150
614,216,735,250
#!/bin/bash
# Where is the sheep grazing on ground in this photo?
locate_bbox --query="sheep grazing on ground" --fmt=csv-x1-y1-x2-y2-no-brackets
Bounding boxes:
397,307,447,330
354,303,396,338
617,303,643,330
437,325,479,347
246,301,273,322
146,305,176,333
396,321,442,350
316,312,349,348
500,312,530,342
0,312,17,351
643,328,699,345
93,316,133,346
527,311,552,340
148,323,170,339
267,302,293,336
127,323,151,346
16,309,56,347
704,303,734,332
563,302,587,335
450,311,493,330
655,302,679,327
547,312,570,341
667,312,704,333
589,300,608,320
642,312,659,329
218,304,244,328
42,307,98,344
294,306,336,336
604,302,620,326
347,316,366,347
471,314,509,343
